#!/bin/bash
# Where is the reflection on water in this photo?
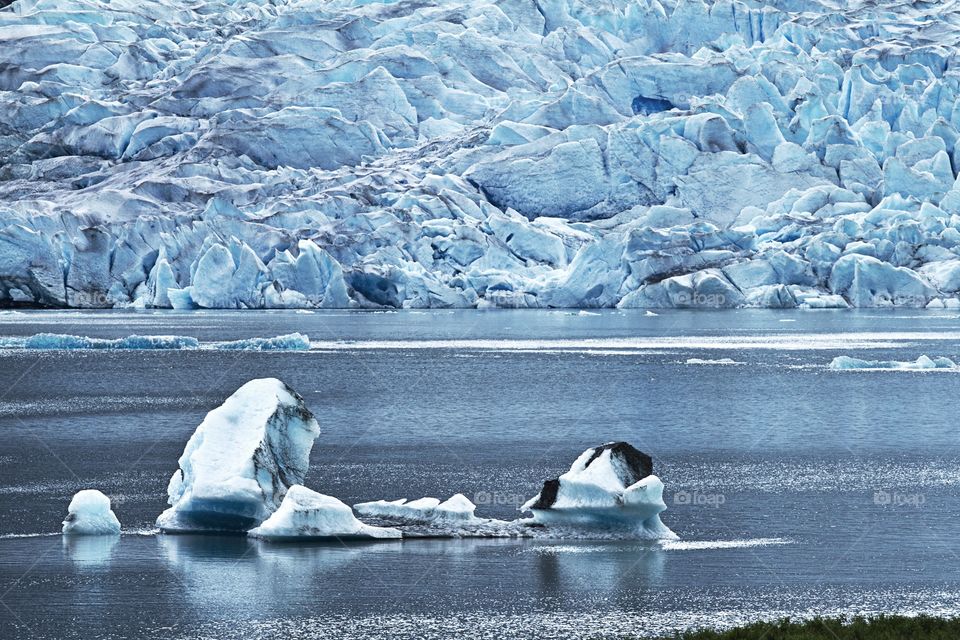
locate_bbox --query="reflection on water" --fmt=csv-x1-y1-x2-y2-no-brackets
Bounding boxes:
63,534,118,566
154,535,671,621
6,310,960,638
531,542,666,599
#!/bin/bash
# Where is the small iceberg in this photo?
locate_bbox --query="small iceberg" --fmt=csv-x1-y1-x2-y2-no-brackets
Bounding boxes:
62,489,121,536
210,333,311,351
157,378,321,534
352,493,514,537
11,334,200,350
520,442,676,539
250,486,400,541
354,494,478,523
829,355,958,371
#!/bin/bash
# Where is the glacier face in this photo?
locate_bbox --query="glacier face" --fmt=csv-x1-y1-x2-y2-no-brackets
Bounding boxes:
2,0,960,308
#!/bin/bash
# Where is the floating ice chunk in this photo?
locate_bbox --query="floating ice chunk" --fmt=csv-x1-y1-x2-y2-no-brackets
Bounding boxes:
829,355,958,370
685,358,743,365
157,378,321,534
352,493,515,537
521,442,676,539
354,493,479,523
62,489,121,536
3,333,200,350
249,486,401,541
211,333,310,351
0,333,309,351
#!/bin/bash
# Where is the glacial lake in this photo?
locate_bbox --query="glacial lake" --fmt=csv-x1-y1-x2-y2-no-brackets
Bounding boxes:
2,309,960,639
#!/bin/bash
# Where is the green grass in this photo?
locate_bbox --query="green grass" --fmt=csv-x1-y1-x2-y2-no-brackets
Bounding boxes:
660,616,960,640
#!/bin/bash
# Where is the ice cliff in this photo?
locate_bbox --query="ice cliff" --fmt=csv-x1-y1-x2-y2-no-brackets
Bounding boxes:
3,0,960,308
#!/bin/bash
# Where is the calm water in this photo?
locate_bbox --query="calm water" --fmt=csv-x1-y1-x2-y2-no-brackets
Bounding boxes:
2,309,960,639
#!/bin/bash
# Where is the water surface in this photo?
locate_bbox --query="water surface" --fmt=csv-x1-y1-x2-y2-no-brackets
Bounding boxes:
2,309,960,638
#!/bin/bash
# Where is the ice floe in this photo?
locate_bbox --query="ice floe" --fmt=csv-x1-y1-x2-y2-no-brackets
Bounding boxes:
0,332,309,351
829,355,959,371
352,494,517,538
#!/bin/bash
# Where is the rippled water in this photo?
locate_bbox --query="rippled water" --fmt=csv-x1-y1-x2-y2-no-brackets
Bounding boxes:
2,309,960,639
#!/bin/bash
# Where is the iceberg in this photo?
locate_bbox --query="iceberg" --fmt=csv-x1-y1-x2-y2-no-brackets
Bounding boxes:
521,442,676,539
157,378,321,534
10,334,200,350
62,489,121,536
210,333,311,352
829,355,958,371
249,486,401,541
353,494,478,523
353,494,516,538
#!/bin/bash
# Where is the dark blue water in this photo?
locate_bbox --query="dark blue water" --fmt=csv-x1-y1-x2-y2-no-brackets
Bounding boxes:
2,309,960,638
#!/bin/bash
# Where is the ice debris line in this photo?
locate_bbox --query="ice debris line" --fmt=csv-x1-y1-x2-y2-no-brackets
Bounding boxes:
0,332,310,350
62,489,121,536
5,0,960,310
149,378,674,539
830,355,959,371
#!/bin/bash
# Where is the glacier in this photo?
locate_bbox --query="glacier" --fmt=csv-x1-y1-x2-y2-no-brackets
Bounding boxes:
62,489,121,536
2,0,960,308
157,378,321,534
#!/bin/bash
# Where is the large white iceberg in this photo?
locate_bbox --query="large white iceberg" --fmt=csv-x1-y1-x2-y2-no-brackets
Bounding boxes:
157,378,321,533
249,485,401,541
521,442,676,539
62,489,121,536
